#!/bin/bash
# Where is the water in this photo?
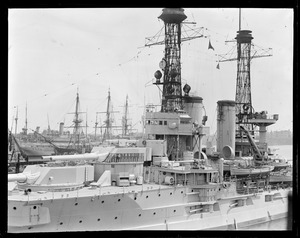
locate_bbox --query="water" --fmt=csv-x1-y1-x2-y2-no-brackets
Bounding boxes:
243,144,293,230
243,217,288,230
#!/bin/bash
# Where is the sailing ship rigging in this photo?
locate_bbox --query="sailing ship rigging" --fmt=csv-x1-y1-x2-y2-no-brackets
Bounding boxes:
96,89,121,142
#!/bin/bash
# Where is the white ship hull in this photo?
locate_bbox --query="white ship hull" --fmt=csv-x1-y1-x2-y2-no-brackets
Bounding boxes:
8,183,291,232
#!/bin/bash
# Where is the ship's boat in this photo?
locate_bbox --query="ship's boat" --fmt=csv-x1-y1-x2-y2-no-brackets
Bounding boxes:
230,165,274,176
269,168,292,184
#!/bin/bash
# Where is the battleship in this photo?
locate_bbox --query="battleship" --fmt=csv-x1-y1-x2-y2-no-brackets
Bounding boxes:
7,8,292,232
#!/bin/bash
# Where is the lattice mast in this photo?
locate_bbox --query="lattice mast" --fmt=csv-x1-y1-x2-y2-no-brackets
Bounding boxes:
158,8,186,112
218,9,272,137
235,29,253,134
145,8,207,113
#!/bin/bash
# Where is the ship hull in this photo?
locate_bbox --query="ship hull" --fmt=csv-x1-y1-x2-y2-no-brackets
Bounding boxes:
8,184,291,232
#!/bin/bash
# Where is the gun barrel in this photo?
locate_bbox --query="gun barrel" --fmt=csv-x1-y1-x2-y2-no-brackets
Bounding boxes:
8,173,27,182
42,153,107,161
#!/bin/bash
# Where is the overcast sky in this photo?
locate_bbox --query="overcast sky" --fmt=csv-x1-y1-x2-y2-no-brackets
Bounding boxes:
8,8,293,135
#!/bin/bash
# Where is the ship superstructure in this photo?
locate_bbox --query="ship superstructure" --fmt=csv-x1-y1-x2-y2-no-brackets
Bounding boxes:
7,8,291,232
145,8,209,161
216,9,290,180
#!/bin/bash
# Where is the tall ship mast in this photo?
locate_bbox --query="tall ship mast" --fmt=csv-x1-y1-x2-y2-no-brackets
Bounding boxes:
104,89,112,140
121,94,133,137
66,89,87,149
22,103,28,136
14,106,18,135
97,89,120,142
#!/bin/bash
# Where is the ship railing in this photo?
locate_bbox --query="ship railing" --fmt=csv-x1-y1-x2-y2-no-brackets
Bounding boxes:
253,113,279,120
105,153,144,163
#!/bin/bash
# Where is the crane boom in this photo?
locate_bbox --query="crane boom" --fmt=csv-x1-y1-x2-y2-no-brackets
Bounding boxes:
239,125,262,161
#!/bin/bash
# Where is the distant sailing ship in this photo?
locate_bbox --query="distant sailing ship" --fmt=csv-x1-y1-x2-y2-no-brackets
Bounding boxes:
8,91,92,173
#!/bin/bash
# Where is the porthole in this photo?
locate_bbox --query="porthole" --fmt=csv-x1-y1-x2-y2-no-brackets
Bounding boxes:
181,191,183,194
153,212,156,215
101,201,104,203
146,195,149,198
134,197,137,200
170,192,172,195
13,207,16,210
158,194,161,197
33,206,37,209
163,172,166,175
97,218,100,221
118,199,121,202
138,214,141,217
173,210,176,213
28,227,32,230
115,217,118,220
75,203,78,206
60,222,63,225
79,220,82,223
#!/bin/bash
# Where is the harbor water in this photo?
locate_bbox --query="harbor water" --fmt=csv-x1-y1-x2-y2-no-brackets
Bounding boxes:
244,144,293,230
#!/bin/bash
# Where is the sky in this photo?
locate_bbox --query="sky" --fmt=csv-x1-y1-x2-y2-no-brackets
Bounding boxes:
8,8,294,136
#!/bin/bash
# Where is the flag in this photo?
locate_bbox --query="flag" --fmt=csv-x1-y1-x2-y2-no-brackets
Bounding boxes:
208,39,214,50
